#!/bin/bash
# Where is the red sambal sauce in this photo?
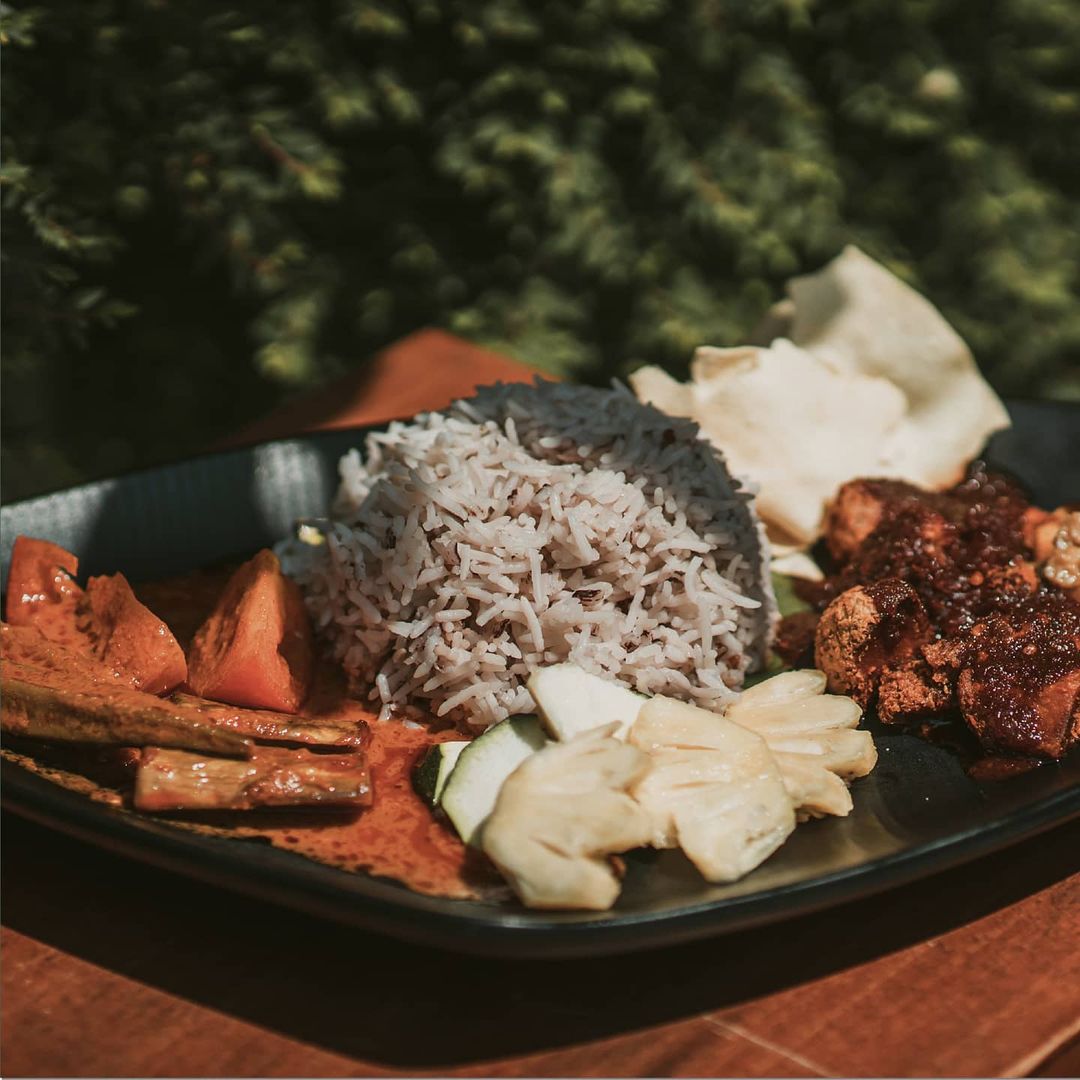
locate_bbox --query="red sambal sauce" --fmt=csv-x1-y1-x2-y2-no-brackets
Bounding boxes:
245,706,496,900
803,464,1036,635
139,566,497,900
8,558,498,900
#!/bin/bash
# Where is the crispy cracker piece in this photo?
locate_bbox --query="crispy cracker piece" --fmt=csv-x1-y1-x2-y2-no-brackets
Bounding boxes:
633,340,906,543
631,247,1010,545
785,246,1010,488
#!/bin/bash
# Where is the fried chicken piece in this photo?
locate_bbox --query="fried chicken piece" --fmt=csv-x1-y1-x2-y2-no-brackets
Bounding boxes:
814,579,932,706
922,636,965,681
959,667,1080,759
824,479,922,562
825,480,888,562
812,467,1080,761
820,466,1034,636
953,594,1080,758
877,662,954,725
977,561,1039,596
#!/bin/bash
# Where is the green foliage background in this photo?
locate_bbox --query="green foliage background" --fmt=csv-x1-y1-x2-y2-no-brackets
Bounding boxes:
4,0,1080,501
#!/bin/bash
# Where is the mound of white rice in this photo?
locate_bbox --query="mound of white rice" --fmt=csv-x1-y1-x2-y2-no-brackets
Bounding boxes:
286,380,775,730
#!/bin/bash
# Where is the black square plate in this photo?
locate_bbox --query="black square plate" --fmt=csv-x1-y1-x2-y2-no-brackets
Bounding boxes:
2,401,1078,957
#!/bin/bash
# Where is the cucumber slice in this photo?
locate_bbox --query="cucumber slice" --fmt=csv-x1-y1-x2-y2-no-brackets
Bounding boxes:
439,714,548,845
413,740,470,807
528,663,646,741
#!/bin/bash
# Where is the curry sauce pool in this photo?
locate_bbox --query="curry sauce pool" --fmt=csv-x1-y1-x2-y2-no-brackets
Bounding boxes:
237,713,501,900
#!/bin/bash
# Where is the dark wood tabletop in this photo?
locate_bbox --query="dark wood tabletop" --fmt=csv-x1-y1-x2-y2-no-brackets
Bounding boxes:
3,331,1079,1079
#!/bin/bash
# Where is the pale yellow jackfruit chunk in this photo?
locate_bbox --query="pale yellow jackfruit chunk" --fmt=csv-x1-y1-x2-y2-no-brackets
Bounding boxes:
481,725,653,910
629,697,796,882
726,669,877,819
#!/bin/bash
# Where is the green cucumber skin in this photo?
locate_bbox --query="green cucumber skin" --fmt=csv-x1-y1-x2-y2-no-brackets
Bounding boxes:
412,746,442,806
439,714,547,845
412,741,469,807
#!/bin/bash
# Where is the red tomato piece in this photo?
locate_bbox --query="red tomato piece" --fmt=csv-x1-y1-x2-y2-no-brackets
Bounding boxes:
4,536,187,694
79,573,189,695
187,549,314,713
4,536,81,627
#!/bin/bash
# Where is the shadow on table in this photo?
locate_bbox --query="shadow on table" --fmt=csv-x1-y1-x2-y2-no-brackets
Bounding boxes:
3,813,1077,1072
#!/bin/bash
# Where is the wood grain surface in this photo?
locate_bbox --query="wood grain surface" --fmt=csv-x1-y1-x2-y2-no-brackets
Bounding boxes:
3,331,1079,1079
222,329,545,449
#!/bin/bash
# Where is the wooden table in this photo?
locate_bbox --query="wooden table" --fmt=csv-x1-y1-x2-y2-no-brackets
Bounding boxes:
3,331,1079,1079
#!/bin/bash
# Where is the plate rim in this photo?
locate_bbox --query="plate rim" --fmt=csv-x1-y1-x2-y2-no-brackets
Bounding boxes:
3,397,1078,510
2,399,1080,957
4,759,1078,958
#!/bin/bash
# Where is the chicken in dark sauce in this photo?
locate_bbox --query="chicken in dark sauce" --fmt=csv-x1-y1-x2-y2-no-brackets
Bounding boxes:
778,464,1080,765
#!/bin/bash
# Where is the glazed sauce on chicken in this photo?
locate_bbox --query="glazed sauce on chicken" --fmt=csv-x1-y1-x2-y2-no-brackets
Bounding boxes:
966,756,1046,782
951,592,1080,758
807,466,1034,635
786,463,1080,765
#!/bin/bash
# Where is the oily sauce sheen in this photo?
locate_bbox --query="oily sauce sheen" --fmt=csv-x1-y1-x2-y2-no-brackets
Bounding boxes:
246,711,497,899
136,568,503,900
809,467,1033,635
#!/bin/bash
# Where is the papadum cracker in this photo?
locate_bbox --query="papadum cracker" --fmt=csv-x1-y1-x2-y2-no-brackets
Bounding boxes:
631,247,1010,545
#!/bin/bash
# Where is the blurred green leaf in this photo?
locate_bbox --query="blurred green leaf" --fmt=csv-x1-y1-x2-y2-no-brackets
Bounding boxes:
3,0,1079,502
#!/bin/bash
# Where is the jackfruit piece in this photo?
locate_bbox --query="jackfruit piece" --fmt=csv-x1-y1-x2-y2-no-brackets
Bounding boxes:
480,724,653,910
629,697,796,882
726,669,877,819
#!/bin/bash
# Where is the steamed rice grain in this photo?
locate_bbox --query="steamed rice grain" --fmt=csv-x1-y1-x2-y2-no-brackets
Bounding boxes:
284,381,775,731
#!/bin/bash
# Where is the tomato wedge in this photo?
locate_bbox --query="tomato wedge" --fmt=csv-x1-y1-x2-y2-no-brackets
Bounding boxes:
187,549,314,713
79,573,189,695
4,535,187,694
4,536,80,627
